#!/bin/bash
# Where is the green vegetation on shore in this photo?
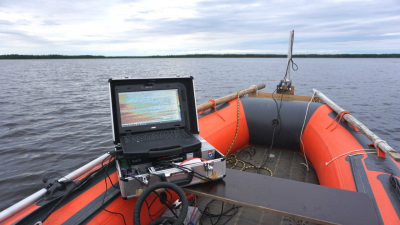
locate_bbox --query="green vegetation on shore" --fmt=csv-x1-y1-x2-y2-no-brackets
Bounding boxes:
1,53,399,60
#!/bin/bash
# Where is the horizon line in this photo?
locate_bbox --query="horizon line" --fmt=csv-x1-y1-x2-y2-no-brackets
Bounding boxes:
1,53,400,59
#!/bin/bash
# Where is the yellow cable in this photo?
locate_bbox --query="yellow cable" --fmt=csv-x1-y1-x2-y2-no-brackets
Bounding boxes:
225,91,273,176
225,91,241,156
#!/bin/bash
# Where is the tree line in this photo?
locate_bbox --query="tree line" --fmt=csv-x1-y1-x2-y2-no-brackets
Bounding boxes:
0,54,106,59
0,53,399,59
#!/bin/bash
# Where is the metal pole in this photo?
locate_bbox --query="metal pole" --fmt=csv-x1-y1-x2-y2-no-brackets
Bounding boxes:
312,88,400,162
283,30,294,84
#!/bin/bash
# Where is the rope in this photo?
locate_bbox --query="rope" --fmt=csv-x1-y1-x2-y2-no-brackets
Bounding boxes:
250,85,258,97
326,110,359,132
374,140,387,149
198,99,226,122
325,149,377,166
326,110,350,131
226,154,273,176
225,91,241,156
299,92,315,171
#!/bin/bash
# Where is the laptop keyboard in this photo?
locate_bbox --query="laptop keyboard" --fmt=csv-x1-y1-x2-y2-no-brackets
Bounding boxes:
123,129,190,144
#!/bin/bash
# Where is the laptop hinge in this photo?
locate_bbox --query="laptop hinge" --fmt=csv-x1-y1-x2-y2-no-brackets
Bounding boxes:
174,125,180,130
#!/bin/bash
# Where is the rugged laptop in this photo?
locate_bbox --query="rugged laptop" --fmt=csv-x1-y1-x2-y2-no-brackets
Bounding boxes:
109,77,202,160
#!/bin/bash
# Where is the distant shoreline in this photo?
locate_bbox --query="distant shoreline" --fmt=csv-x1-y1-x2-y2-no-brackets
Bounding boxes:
1,54,399,59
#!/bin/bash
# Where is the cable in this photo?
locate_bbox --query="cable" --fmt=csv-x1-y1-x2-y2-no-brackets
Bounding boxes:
260,47,298,168
209,202,224,225
74,167,102,191
144,188,174,220
325,149,377,166
100,153,127,225
102,152,120,189
226,154,273,176
189,196,197,222
198,204,240,217
256,89,283,170
221,206,240,225
133,182,188,225
40,182,77,223
272,88,285,139
130,175,179,219
199,200,241,225
37,155,107,224
299,91,316,171
157,163,218,183
42,172,69,184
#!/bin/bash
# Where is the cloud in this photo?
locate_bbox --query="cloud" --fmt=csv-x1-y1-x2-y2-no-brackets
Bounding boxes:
0,20,13,25
0,0,399,55
381,32,400,36
42,20,60,26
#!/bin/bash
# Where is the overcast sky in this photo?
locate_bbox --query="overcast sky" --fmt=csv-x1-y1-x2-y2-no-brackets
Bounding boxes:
0,0,399,56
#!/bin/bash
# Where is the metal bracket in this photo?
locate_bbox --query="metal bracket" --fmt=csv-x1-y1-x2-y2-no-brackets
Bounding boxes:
137,175,149,185
204,162,214,172
277,80,292,92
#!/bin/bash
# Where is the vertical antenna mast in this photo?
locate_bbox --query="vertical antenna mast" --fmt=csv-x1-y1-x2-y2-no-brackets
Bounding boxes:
284,30,294,84
278,30,295,94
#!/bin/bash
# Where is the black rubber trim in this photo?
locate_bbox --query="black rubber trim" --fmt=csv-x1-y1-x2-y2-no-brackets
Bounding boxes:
241,97,323,150
376,174,400,219
14,161,117,224
363,153,400,176
331,111,400,224
349,155,383,225
62,183,121,225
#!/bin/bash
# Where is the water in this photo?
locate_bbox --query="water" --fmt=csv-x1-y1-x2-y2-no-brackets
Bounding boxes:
0,58,399,211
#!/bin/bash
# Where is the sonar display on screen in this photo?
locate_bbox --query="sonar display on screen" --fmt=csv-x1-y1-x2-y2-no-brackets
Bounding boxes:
118,89,181,127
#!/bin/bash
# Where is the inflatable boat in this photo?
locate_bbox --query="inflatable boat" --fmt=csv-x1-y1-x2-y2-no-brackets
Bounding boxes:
1,32,399,224
198,90,400,225
0,86,399,225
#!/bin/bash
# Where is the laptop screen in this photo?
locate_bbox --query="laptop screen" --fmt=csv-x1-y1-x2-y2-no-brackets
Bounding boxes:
118,89,182,128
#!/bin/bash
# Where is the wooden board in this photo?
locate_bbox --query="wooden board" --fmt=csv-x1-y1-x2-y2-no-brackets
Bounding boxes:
183,169,379,225
248,91,323,103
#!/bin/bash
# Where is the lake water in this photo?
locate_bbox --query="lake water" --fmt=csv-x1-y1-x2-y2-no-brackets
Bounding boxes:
0,58,399,211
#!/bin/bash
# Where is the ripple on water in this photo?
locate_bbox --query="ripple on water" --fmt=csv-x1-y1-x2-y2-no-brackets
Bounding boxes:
0,58,399,211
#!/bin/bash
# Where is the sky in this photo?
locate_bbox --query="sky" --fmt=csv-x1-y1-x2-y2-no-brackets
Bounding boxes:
0,0,399,56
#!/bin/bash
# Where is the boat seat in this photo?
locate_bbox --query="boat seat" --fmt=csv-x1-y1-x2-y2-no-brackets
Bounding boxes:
183,169,379,225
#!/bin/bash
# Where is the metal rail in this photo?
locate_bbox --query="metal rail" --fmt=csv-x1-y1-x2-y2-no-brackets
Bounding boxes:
0,152,111,223
312,88,400,162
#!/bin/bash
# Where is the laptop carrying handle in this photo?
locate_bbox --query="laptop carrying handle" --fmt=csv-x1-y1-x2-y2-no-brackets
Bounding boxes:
148,146,183,158
160,172,194,186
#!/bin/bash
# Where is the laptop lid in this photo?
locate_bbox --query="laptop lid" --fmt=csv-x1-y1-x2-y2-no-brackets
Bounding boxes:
115,83,186,134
